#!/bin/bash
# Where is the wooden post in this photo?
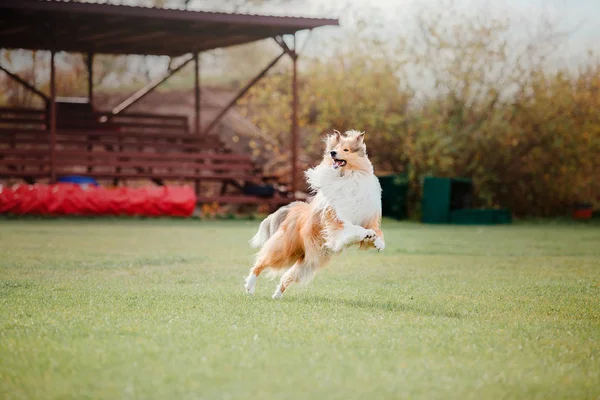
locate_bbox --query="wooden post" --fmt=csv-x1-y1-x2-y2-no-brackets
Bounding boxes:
290,38,299,194
194,52,200,135
87,52,94,106
201,51,285,136
112,55,194,115
193,52,201,196
50,50,57,183
0,64,48,103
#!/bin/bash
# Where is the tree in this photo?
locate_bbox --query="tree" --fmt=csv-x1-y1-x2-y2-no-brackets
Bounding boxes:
238,2,600,216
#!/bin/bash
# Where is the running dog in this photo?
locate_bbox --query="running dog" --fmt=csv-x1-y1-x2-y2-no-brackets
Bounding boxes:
244,129,385,298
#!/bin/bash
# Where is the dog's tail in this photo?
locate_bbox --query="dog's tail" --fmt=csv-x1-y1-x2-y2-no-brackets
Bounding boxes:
249,202,299,248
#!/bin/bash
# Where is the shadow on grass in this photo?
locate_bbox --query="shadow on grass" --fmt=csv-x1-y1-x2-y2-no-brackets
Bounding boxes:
286,294,463,319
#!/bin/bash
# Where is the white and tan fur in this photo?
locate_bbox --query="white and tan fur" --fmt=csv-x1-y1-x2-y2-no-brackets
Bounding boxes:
244,130,385,299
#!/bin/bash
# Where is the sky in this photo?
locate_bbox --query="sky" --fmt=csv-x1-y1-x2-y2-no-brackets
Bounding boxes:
192,0,600,66
3,0,599,82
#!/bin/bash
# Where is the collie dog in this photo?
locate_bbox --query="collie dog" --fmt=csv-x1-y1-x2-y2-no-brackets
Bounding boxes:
244,129,385,299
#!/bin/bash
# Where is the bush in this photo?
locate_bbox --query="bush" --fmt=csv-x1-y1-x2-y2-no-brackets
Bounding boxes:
239,6,600,217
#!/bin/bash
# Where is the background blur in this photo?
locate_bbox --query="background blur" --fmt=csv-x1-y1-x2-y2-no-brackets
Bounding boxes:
2,0,599,217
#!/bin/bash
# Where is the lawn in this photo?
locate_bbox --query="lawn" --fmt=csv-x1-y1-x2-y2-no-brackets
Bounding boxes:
1,218,599,399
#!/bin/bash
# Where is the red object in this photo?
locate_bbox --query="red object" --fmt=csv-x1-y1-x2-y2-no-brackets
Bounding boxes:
572,208,593,220
0,184,196,217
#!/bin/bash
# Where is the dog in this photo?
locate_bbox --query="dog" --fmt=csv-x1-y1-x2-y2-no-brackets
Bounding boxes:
244,129,385,299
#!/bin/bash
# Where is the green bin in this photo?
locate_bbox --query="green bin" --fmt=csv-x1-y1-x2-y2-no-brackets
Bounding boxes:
421,176,511,225
378,174,409,220
421,176,473,223
449,209,512,225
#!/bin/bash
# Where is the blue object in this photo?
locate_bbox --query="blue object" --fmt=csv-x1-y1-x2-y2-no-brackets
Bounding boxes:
57,175,99,186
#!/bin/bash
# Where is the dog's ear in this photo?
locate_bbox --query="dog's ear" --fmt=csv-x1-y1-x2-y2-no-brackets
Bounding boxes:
326,129,341,148
357,131,365,143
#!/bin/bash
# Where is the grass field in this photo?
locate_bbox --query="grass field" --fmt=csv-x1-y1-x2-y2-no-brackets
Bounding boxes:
1,218,599,399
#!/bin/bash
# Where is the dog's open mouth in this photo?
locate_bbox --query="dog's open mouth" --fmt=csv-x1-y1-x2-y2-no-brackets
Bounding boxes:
332,159,347,169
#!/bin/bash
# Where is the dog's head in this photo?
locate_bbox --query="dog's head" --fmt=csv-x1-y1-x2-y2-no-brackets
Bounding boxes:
323,129,371,172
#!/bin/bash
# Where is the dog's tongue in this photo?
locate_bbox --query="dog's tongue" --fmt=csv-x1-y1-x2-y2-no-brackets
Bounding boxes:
332,160,342,169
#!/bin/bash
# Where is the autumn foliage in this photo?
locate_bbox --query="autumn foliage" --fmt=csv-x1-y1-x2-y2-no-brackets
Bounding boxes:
239,10,600,217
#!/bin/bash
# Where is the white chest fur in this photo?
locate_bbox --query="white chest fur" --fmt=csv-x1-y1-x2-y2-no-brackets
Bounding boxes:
306,165,382,226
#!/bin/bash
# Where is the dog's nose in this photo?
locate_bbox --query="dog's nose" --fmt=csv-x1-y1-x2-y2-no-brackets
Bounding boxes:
330,151,337,158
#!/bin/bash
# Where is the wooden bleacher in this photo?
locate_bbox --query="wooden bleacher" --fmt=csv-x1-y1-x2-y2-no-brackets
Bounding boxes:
0,105,291,205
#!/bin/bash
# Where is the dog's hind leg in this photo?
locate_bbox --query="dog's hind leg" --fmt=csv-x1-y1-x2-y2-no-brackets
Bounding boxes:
245,232,294,295
272,263,300,299
272,257,318,299
244,261,267,295
273,260,304,299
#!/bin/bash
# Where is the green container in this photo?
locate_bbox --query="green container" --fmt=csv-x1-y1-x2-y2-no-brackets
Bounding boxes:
449,209,512,225
378,174,409,220
421,176,473,223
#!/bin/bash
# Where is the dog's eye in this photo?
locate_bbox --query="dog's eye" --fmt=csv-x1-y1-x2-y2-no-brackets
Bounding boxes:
343,149,349,152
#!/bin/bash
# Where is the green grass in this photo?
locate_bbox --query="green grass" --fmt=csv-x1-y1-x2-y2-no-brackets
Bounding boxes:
1,218,599,400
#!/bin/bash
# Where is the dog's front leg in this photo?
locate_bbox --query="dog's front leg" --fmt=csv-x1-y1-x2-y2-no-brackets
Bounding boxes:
327,221,376,253
359,227,385,251
358,214,385,252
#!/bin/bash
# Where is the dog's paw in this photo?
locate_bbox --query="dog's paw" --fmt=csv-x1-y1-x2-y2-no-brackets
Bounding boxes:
244,274,257,295
361,229,377,241
374,237,385,252
245,283,255,295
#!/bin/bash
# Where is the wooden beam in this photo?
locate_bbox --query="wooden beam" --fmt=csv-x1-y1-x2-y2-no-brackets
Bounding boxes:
96,30,167,46
49,51,57,183
194,52,201,135
121,31,273,56
112,55,194,115
193,50,202,198
274,35,294,57
0,26,28,36
201,51,285,136
0,64,48,103
194,34,270,52
0,33,278,58
290,34,299,194
77,27,134,41
87,52,94,106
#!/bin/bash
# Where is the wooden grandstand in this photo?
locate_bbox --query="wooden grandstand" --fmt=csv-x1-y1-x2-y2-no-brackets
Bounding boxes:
0,0,338,205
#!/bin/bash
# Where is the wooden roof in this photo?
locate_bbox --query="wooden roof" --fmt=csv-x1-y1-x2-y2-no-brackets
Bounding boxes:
0,0,338,56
